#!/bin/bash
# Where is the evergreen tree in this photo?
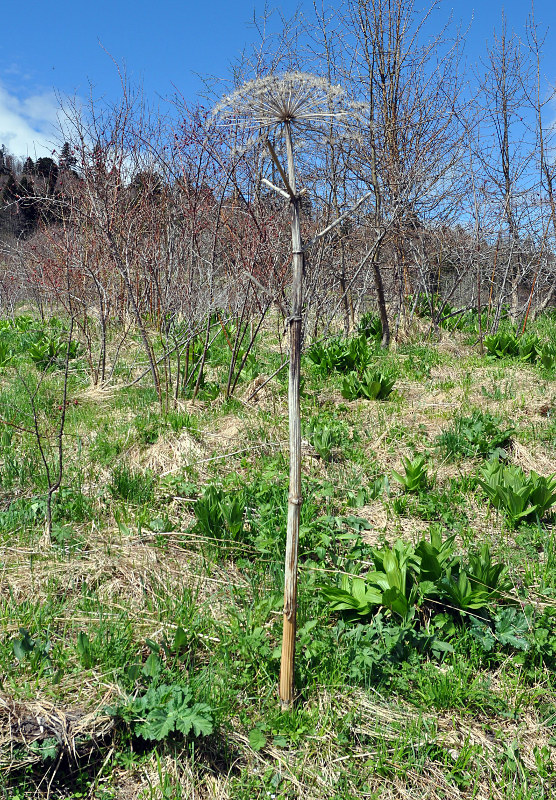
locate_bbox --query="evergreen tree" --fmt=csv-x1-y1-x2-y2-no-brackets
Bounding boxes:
2,173,17,203
18,176,33,196
35,157,59,194
22,156,35,175
58,142,77,170
0,172,20,238
18,176,38,235
0,147,10,176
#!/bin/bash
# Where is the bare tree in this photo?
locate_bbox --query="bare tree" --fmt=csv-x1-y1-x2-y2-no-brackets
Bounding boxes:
474,15,535,327
526,5,556,318
311,0,468,342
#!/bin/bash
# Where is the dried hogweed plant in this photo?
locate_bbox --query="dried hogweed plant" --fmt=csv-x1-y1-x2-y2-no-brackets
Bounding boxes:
212,72,348,129
213,72,368,710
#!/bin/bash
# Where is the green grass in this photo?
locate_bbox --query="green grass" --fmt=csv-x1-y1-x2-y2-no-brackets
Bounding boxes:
0,309,555,798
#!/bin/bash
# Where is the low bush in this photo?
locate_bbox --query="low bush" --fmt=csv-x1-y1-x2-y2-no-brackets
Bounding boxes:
483,329,555,367
27,332,82,371
319,528,541,667
306,334,374,375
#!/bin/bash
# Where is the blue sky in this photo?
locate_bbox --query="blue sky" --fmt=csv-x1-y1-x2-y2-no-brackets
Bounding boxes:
1,0,554,157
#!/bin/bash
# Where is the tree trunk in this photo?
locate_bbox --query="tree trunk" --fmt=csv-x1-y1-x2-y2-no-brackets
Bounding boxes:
371,254,390,348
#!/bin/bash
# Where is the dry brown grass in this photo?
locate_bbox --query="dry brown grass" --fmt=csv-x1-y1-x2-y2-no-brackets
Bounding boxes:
137,430,206,474
511,440,556,476
155,687,555,800
6,682,554,800
0,527,249,656
0,692,114,775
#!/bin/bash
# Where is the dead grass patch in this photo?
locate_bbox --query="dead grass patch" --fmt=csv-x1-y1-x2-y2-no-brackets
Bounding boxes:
128,429,206,474
0,528,244,638
0,692,114,774
358,502,431,546
212,415,245,442
511,440,556,476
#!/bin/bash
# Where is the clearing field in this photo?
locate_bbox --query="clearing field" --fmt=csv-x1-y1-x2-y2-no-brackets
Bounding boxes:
0,310,555,799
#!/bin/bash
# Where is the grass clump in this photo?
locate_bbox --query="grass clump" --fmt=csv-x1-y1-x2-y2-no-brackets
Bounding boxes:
109,465,156,504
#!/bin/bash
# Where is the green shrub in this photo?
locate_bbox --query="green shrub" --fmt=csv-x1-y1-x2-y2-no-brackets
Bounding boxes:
193,484,246,546
304,416,351,461
183,376,219,401
27,332,82,371
483,330,520,359
12,314,35,332
518,333,541,363
109,683,213,742
322,534,445,623
483,329,554,367
322,529,511,626
0,338,14,368
436,542,510,613
438,305,477,332
53,486,94,523
357,312,382,340
234,351,260,382
306,334,373,375
539,341,556,370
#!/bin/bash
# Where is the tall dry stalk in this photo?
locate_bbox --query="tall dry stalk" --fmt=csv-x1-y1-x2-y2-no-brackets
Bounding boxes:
280,119,303,708
213,72,354,709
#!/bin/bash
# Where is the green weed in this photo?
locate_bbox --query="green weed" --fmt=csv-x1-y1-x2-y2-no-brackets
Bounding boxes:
436,410,514,461
391,455,430,493
478,459,556,528
109,465,156,504
341,369,396,400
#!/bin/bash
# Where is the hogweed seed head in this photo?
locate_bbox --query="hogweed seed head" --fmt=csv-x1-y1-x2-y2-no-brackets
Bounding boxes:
212,72,348,131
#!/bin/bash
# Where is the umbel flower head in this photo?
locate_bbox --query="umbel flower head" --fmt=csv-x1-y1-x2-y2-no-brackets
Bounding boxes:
212,71,348,131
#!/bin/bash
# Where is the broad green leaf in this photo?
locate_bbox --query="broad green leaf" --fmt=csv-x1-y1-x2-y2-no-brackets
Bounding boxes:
139,707,174,741
142,653,161,679
382,587,410,619
365,571,390,592
175,703,213,737
495,608,530,651
173,626,189,652
249,727,267,751
13,629,34,660
351,577,368,604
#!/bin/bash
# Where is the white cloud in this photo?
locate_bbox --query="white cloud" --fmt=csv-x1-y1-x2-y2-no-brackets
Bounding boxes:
0,83,60,159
